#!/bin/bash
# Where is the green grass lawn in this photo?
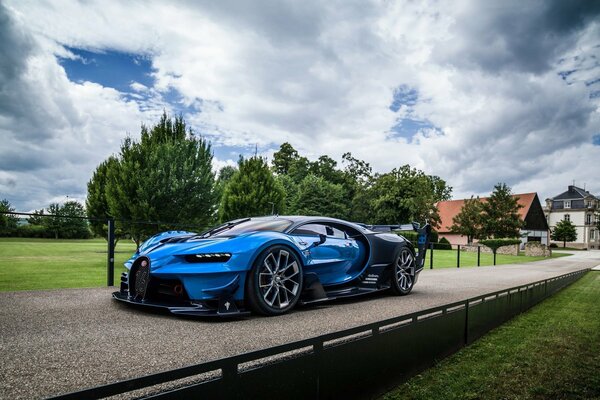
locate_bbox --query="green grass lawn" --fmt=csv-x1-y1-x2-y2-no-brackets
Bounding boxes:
422,248,569,269
0,238,136,291
0,238,570,291
381,272,600,400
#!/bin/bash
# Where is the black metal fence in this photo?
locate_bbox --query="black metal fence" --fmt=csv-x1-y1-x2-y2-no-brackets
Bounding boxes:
48,269,589,400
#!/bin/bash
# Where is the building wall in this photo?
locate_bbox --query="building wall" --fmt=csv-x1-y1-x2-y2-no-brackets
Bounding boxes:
546,209,599,249
438,233,468,246
439,229,548,247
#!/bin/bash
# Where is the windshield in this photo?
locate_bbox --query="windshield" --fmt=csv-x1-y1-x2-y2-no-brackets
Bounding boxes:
194,218,293,238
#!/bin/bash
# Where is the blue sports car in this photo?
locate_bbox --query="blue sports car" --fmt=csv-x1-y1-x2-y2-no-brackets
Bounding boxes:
113,216,431,317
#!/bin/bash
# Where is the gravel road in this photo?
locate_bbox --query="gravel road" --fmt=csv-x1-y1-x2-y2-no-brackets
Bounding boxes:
1,251,598,399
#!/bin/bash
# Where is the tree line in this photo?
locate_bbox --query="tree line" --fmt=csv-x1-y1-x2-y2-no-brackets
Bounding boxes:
84,113,452,245
0,199,90,239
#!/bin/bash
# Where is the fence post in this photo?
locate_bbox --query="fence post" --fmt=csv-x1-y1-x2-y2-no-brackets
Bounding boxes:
477,245,481,267
107,219,115,287
430,242,434,269
493,251,497,266
457,244,460,268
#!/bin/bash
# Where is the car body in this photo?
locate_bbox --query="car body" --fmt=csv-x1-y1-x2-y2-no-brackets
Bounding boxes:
112,216,431,317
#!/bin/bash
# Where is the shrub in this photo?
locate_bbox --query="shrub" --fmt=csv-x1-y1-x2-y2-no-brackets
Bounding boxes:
15,224,51,238
435,237,452,250
396,230,418,243
549,243,558,248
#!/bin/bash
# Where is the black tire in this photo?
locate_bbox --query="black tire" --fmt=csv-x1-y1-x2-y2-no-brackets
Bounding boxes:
390,245,416,296
246,245,303,316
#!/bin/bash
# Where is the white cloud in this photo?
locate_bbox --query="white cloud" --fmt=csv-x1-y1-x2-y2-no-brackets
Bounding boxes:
1,0,599,211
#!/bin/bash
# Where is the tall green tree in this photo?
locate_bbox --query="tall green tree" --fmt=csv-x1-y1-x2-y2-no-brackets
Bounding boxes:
27,209,45,225
39,201,89,239
309,155,346,185
450,196,483,243
0,199,18,236
214,165,238,216
480,183,524,239
86,156,118,238
103,112,216,246
59,201,91,239
276,174,299,214
272,142,300,175
44,203,63,239
220,157,284,221
293,174,349,219
551,219,577,248
368,165,451,226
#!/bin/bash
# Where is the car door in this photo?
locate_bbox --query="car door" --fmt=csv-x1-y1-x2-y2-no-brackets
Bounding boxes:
289,223,360,285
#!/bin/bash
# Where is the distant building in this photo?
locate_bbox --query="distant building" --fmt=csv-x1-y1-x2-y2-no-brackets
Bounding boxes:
544,185,599,249
437,193,549,245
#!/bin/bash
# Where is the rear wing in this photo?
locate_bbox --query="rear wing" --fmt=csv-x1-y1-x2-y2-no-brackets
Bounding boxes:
359,222,431,271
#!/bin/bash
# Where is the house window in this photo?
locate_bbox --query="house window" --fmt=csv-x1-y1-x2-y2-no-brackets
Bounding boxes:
564,201,571,209
564,214,570,222
587,214,592,225
591,230,596,240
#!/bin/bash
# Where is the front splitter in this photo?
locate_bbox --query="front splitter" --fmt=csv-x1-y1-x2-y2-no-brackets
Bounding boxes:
112,292,250,318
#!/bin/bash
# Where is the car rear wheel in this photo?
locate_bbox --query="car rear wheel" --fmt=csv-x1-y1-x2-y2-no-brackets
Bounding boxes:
390,246,415,296
246,245,303,316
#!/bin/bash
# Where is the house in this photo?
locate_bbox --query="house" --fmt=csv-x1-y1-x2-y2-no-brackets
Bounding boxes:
543,185,599,249
436,193,549,245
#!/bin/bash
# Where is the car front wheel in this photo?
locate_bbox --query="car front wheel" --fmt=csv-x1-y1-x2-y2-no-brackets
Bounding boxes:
246,245,303,316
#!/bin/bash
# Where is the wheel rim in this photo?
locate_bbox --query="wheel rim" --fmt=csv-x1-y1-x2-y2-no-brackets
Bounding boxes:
258,249,301,309
396,249,414,291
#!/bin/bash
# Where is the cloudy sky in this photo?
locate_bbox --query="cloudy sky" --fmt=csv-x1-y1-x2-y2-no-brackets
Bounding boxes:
1,0,599,211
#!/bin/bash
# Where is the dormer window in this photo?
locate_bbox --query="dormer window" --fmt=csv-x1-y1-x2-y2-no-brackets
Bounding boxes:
564,214,570,222
564,201,571,209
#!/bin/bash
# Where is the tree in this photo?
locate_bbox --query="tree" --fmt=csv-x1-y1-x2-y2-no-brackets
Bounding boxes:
59,201,91,239
86,156,118,239
276,174,298,214
27,209,45,225
0,199,18,236
103,112,217,246
368,165,452,226
293,175,349,219
41,201,90,239
450,196,483,244
340,152,374,222
220,157,285,221
551,219,577,248
309,155,346,185
214,165,238,218
272,142,300,175
479,183,524,239
342,152,372,185
44,203,63,239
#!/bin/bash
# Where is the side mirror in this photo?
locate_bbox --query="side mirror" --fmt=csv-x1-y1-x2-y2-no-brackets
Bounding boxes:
307,234,327,250
317,233,327,246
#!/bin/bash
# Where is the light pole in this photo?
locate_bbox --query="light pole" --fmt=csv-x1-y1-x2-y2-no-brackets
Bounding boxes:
268,202,275,215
